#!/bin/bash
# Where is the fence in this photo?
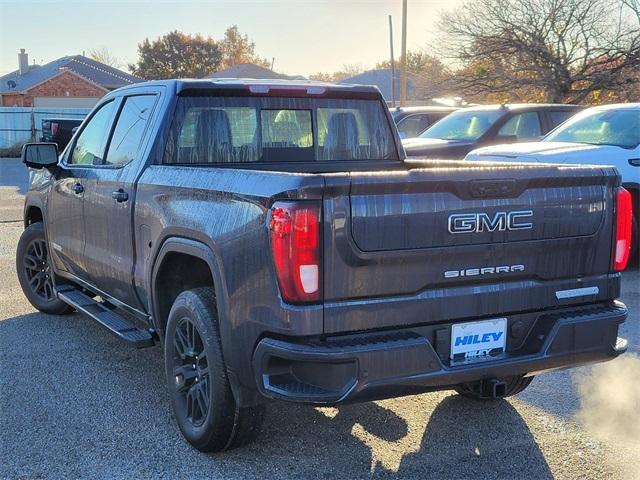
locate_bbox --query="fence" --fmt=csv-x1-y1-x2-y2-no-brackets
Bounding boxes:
0,107,90,149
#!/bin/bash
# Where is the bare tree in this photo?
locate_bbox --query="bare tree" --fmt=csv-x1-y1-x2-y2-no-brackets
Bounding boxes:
309,64,365,82
376,50,455,99
88,46,123,68
439,0,640,103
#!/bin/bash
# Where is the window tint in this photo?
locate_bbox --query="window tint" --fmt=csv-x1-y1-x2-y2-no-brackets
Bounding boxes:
396,114,430,139
179,107,257,149
498,112,541,140
421,110,503,141
105,95,156,166
164,96,397,164
69,101,116,165
261,110,312,147
549,110,577,129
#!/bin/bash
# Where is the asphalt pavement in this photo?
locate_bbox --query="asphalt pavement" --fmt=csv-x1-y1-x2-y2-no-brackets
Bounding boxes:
1,157,638,479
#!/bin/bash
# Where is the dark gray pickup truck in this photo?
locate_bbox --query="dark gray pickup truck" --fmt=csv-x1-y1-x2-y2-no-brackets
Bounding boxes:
17,79,632,452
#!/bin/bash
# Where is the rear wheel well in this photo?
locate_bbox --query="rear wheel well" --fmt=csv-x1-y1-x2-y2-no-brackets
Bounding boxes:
154,252,214,336
25,206,43,226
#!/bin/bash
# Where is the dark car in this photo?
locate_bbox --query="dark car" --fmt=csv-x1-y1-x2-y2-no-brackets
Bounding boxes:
390,105,458,139
18,80,630,453
402,104,582,159
40,118,84,151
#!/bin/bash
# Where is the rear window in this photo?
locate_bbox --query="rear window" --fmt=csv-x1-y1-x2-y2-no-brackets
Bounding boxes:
163,96,398,164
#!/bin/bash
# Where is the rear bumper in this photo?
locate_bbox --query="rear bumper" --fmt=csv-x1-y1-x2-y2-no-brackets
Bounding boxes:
252,302,627,404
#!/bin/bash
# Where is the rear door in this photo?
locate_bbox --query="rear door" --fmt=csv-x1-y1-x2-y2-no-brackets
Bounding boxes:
81,93,159,310
322,164,616,333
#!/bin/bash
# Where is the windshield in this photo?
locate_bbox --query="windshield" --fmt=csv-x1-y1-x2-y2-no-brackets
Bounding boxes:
164,96,398,164
419,110,504,141
545,109,640,149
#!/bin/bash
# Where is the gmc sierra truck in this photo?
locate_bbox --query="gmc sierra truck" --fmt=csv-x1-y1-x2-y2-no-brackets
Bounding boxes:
17,79,632,453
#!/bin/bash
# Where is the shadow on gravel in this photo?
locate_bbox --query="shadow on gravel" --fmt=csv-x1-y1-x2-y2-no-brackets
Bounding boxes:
0,311,551,479
393,395,553,479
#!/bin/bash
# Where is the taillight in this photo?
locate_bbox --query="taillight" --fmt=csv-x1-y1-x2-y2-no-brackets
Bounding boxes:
269,201,321,303
51,122,59,136
614,187,632,271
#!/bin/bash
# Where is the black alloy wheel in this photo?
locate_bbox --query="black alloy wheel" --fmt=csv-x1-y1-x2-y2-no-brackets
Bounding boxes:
164,288,265,452
16,222,72,314
171,317,211,427
23,238,55,301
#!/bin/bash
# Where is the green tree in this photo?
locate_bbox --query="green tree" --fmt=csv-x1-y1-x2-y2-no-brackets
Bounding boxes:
129,31,222,79
218,25,270,69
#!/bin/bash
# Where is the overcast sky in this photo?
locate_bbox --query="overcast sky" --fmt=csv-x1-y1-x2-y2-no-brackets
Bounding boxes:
0,0,465,77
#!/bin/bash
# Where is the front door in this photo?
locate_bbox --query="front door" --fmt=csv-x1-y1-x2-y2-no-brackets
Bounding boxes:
47,100,118,280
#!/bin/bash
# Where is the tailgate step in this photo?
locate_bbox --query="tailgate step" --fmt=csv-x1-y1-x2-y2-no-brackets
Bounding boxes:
57,288,154,348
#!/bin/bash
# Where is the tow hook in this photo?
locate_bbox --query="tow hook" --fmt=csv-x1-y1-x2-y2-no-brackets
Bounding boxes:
481,378,507,398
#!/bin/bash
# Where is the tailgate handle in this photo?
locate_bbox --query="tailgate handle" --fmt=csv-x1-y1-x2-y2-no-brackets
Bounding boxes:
469,179,517,198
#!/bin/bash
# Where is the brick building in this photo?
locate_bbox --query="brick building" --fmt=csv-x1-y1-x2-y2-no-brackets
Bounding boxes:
0,49,143,108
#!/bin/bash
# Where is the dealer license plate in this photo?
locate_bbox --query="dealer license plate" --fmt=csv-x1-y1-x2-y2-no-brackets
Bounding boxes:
450,318,507,361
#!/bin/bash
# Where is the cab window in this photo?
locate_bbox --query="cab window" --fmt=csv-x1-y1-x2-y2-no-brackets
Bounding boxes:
104,95,156,166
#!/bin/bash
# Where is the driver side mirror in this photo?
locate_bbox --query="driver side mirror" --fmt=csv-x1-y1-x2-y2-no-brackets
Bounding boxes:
21,142,59,170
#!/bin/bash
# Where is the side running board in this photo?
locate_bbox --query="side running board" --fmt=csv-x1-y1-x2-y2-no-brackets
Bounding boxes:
57,287,154,348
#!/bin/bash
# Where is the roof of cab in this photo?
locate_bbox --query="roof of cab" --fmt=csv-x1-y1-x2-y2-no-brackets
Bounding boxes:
114,78,384,99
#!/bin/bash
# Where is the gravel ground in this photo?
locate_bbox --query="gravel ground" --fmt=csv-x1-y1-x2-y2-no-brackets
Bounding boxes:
1,157,638,479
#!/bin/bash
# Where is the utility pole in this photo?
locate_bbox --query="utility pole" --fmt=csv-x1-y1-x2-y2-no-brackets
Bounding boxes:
400,0,408,106
388,15,396,108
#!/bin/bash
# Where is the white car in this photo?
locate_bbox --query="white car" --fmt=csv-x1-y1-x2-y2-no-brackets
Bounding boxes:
465,103,639,261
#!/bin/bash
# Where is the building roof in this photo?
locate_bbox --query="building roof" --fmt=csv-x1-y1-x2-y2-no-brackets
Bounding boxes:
207,63,305,80
0,55,143,94
339,69,419,101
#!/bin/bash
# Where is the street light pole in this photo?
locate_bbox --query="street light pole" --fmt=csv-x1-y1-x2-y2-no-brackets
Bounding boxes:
400,0,408,106
388,15,396,108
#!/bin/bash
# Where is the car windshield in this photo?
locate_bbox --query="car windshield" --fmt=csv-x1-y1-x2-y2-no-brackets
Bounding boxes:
544,109,640,149
419,110,504,141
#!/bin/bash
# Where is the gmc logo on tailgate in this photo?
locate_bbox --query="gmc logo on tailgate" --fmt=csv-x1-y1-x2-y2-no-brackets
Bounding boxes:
448,210,533,234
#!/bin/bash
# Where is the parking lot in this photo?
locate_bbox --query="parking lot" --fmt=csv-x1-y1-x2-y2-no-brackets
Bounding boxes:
0,157,638,479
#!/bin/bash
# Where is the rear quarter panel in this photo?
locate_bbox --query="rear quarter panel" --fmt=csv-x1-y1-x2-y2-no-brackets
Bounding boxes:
134,166,326,383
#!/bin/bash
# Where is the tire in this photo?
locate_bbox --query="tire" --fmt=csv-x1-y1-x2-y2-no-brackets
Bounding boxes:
164,287,265,452
16,222,72,315
455,375,534,400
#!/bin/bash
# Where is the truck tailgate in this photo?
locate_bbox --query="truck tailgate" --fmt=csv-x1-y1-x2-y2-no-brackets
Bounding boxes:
322,163,620,334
